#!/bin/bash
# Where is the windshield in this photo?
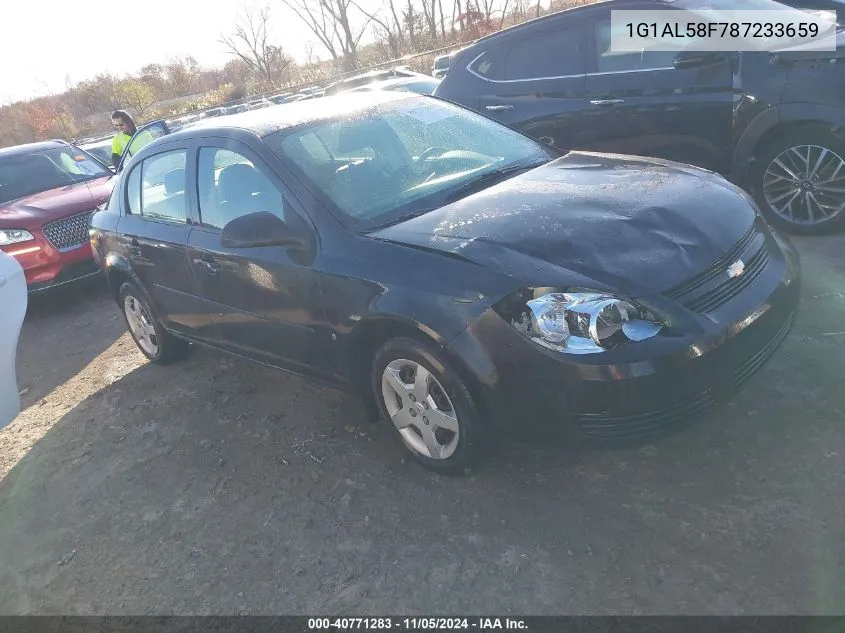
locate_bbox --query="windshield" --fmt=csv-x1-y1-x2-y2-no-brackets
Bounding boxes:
0,146,110,205
265,96,554,231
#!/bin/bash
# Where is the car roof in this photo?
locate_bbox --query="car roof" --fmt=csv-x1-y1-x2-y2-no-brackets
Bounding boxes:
471,0,673,44
163,90,417,141
359,76,439,89
0,140,67,158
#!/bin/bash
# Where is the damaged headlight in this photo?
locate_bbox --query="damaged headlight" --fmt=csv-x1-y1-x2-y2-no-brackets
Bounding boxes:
507,289,665,354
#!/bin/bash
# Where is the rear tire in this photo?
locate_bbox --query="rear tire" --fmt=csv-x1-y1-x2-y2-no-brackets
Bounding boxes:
370,337,486,475
751,126,845,235
118,282,189,365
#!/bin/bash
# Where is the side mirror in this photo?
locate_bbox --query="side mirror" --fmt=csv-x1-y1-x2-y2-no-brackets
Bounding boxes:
221,211,305,249
673,51,728,70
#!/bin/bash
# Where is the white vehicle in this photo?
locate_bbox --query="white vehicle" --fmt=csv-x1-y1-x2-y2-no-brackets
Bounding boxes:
0,250,27,429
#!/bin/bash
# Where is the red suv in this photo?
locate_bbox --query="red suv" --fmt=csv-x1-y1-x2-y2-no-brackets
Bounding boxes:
0,140,115,292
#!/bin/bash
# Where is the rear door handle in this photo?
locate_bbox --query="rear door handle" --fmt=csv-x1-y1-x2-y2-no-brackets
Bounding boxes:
589,99,624,106
192,257,219,275
485,104,514,112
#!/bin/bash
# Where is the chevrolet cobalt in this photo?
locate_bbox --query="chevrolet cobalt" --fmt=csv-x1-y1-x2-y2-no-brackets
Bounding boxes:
89,92,800,474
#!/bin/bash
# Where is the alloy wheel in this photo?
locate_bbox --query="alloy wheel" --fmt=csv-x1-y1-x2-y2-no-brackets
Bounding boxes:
124,295,159,356
762,144,845,226
381,358,460,460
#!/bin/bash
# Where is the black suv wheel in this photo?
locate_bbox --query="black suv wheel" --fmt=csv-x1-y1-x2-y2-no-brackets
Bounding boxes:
752,126,845,235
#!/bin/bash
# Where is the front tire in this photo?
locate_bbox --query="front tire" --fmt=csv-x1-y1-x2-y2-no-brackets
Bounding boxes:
119,282,189,365
371,337,485,475
752,126,845,235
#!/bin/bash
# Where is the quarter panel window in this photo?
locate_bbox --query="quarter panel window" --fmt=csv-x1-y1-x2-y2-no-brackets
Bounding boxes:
138,150,187,223
126,165,141,215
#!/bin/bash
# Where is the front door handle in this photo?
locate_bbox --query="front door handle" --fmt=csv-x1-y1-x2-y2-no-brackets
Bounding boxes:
127,238,142,257
589,98,624,106
485,104,514,112
193,257,219,275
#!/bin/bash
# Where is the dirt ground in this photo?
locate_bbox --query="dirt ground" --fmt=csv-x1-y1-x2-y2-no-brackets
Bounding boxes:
0,234,844,615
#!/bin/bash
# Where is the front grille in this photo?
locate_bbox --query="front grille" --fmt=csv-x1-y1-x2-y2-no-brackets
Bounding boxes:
734,311,795,392
576,389,716,440
42,211,93,251
663,224,769,314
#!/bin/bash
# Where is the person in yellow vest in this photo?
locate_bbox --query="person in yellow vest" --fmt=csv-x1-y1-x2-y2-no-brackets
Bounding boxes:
110,110,137,167
110,110,157,169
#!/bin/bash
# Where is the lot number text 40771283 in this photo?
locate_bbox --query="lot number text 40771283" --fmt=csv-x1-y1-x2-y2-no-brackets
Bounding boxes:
307,617,529,630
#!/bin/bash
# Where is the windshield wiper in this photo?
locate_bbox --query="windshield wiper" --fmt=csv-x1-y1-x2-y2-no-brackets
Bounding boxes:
365,160,548,232
441,162,544,204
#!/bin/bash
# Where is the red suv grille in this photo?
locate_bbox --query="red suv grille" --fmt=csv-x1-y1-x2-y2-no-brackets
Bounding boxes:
43,211,93,251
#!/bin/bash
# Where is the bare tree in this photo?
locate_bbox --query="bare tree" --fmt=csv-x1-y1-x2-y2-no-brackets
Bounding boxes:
219,6,292,90
420,0,439,39
353,0,404,57
280,0,373,70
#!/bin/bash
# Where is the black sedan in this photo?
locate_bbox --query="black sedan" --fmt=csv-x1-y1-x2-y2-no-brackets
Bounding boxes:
89,92,801,474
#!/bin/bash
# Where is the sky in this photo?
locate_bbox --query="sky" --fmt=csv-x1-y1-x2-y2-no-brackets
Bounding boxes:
0,0,382,104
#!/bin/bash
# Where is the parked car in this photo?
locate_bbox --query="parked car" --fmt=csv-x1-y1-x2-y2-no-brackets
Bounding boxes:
268,93,292,104
0,250,27,430
350,76,441,95
202,107,226,118
432,49,467,78
435,0,845,235
247,99,272,110
323,67,427,95
78,137,115,168
90,92,799,473
0,140,115,292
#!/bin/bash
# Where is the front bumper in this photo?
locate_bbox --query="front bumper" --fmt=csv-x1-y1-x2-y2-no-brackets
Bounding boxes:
448,229,801,442
1,236,101,294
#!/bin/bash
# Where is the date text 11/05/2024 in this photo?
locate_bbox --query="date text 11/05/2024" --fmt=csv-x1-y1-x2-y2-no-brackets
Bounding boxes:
625,21,820,39
307,618,528,630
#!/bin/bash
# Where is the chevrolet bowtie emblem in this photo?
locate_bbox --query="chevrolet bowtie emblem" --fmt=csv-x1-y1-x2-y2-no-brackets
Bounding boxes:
727,260,745,279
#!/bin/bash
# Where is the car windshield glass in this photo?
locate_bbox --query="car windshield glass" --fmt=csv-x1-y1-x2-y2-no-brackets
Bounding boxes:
0,146,110,205
265,97,554,231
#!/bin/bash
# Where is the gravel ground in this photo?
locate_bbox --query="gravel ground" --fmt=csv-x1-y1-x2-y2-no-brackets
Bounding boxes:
0,234,843,615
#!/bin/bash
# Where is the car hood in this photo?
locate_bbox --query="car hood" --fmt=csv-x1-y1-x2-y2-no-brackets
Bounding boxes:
0,176,115,226
371,152,758,297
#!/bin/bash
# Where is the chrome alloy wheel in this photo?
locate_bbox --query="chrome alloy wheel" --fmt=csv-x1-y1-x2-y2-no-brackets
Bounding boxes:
762,144,845,226
124,295,159,356
381,359,460,460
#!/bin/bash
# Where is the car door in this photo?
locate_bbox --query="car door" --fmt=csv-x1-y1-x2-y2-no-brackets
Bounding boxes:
117,145,214,340
118,120,171,172
186,140,325,373
472,16,590,151
580,5,735,173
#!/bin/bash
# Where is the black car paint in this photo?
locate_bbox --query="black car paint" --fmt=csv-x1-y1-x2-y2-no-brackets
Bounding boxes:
434,0,845,186
372,152,759,296
90,99,800,441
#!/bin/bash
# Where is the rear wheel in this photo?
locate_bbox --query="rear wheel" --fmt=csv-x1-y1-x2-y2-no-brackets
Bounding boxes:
752,127,845,235
119,282,189,364
371,337,486,475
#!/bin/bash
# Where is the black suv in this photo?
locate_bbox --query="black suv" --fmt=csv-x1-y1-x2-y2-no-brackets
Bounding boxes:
435,0,845,234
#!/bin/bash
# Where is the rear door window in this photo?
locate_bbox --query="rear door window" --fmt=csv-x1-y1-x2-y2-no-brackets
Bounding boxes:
501,27,587,80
